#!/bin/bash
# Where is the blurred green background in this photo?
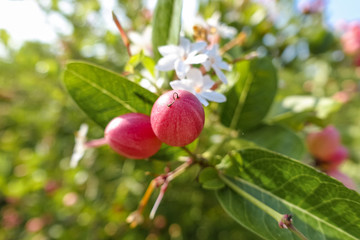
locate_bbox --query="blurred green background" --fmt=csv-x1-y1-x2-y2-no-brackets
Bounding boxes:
0,0,359,239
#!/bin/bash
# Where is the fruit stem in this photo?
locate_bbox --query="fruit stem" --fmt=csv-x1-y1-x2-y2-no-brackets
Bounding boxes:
149,181,168,219
181,146,197,160
84,138,108,148
128,158,193,226
219,32,246,55
167,92,179,107
127,179,157,228
149,158,193,218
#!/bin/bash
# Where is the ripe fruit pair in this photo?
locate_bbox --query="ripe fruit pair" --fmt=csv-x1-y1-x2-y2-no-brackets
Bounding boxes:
105,90,205,159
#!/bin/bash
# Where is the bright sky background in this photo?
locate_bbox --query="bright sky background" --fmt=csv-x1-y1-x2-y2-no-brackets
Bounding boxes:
0,0,359,46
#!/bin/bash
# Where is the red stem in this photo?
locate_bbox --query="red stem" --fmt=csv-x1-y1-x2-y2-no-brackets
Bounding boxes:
84,138,108,148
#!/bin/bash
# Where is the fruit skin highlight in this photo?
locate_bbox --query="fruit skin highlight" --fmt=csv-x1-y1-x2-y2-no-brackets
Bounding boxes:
104,113,162,159
150,90,205,147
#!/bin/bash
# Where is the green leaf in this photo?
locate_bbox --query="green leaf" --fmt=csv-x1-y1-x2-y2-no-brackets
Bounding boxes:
220,58,278,131
199,167,225,190
242,124,305,159
216,148,360,240
268,95,342,129
152,0,183,61
125,51,156,77
62,61,158,128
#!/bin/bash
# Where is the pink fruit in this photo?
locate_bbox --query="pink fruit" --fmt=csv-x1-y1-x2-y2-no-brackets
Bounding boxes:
105,113,162,159
306,126,341,160
326,169,357,190
326,145,348,169
150,90,205,147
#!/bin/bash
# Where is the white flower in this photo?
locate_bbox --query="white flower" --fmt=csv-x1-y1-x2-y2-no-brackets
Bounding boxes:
139,69,164,93
128,26,153,56
170,68,226,106
202,44,230,84
206,12,237,39
70,124,88,168
156,37,208,78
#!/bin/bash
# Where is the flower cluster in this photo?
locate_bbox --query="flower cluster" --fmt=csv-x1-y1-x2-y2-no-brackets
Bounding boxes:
306,125,356,189
156,36,230,106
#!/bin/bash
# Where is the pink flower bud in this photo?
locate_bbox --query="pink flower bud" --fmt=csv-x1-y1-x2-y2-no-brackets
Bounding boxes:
150,90,205,147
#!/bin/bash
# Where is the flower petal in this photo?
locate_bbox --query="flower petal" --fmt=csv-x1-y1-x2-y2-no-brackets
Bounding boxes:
202,60,211,71
207,11,221,27
195,93,209,106
128,32,143,45
158,45,180,56
202,91,227,103
218,25,237,38
174,60,190,79
156,55,178,71
185,53,209,64
213,65,228,84
70,124,88,168
214,56,230,70
202,75,215,90
180,37,191,53
190,41,207,53
170,80,198,97
186,68,204,83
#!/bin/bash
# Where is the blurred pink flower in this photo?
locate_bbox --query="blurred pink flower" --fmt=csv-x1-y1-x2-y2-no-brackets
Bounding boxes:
341,22,360,55
26,217,45,232
1,208,22,229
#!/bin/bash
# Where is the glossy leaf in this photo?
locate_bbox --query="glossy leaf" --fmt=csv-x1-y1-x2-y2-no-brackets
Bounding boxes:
62,61,157,128
220,58,277,131
216,148,360,240
242,124,305,159
199,167,225,190
152,0,183,61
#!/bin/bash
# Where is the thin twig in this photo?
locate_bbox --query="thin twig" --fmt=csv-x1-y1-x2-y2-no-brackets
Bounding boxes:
112,11,132,57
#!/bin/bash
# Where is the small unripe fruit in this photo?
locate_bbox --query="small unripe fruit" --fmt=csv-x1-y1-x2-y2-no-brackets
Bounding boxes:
306,126,341,160
326,145,348,169
150,90,205,147
105,113,162,159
